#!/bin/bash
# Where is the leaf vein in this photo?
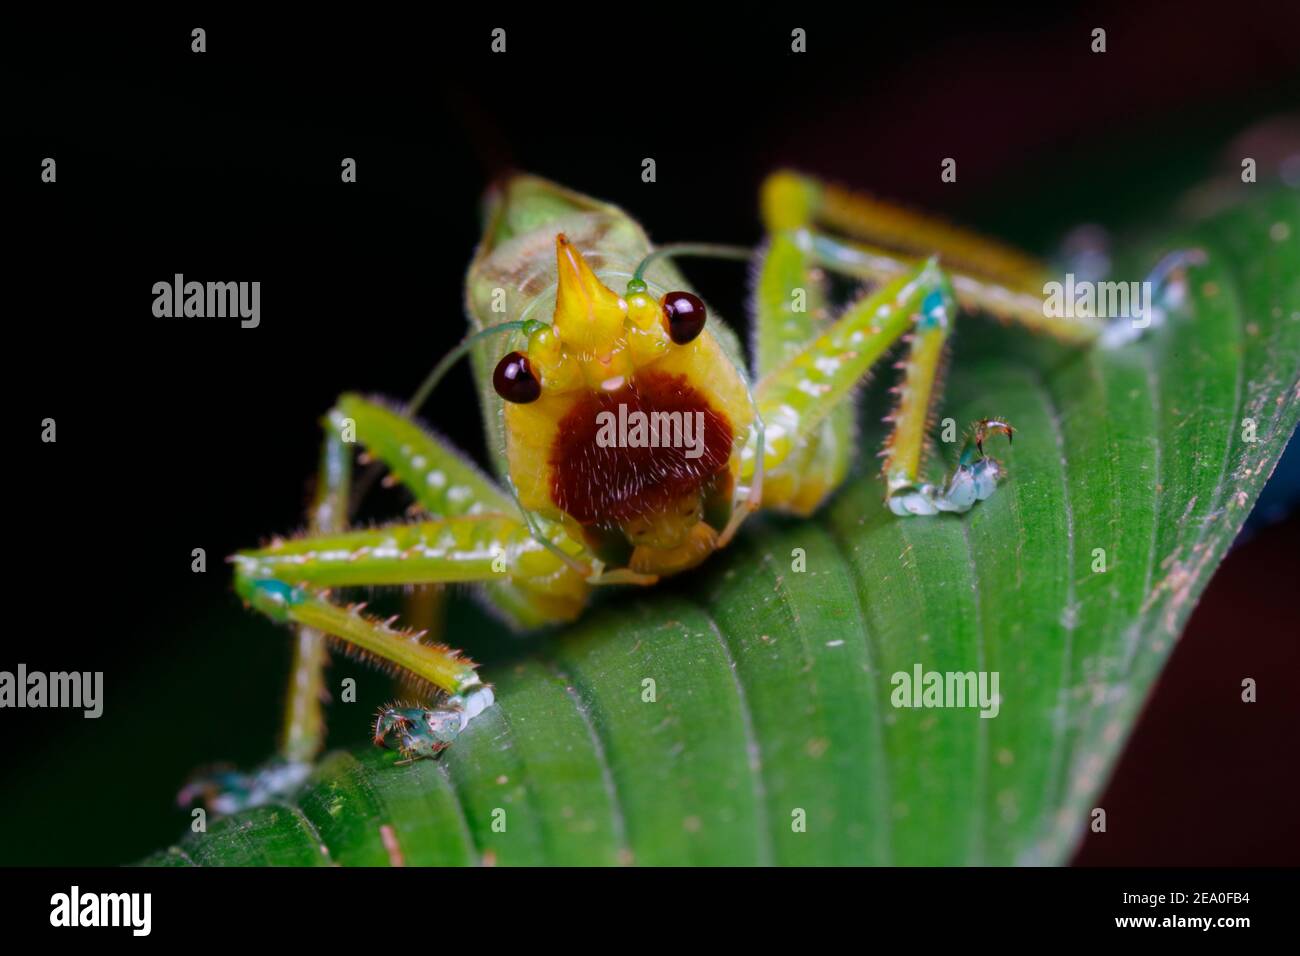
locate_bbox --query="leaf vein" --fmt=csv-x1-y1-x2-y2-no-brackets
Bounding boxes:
687,595,776,866
542,657,634,864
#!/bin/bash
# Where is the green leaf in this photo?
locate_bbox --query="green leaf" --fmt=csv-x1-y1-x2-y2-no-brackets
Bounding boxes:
150,187,1299,866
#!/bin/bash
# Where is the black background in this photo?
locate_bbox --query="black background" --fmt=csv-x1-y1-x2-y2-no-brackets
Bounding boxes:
3,5,1298,866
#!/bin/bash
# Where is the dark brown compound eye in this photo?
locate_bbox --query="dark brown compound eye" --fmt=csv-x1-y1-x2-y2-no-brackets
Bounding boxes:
493,351,541,403
661,291,707,345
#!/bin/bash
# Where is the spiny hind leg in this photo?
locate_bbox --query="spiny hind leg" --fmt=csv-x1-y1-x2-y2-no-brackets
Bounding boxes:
762,170,1106,345
770,171,1207,348
762,169,1048,290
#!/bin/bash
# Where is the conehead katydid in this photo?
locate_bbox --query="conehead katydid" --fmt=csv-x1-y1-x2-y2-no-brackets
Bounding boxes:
190,172,1199,811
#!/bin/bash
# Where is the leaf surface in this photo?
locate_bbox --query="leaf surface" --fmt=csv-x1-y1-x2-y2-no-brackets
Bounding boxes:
143,188,1299,866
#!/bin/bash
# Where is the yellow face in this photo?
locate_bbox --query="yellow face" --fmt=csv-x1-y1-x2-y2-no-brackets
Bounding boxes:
494,235,753,576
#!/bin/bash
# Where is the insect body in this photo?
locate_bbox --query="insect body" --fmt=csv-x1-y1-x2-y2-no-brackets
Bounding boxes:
202,172,1186,807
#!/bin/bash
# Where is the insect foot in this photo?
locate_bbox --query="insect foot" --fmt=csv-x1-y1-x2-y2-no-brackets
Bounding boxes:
1099,247,1208,348
373,686,496,764
177,758,313,816
888,418,1012,516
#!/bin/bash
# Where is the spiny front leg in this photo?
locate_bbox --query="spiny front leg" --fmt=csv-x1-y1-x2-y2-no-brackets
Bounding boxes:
746,258,1014,517
878,268,1009,515
750,224,855,516
871,264,1015,515
751,172,1038,519
329,393,591,627
231,519,537,764
231,505,599,760
747,268,921,477
233,513,586,712
228,422,592,774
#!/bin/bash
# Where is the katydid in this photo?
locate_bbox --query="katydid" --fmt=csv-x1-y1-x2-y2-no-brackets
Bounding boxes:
184,172,1199,811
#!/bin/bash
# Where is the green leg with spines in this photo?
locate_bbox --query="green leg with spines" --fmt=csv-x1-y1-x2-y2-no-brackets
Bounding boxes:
806,231,1104,345
747,258,1011,516
191,396,595,813
752,230,857,515
280,428,351,765
331,393,591,627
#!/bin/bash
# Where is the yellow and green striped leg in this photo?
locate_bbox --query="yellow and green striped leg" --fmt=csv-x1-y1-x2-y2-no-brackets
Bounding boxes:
763,170,1206,349
761,169,1106,345
751,171,1073,521
763,170,1049,290
750,219,855,515
881,303,1014,517
274,399,520,767
747,258,1012,516
808,231,1105,344
326,394,592,626
231,510,589,758
227,398,594,773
